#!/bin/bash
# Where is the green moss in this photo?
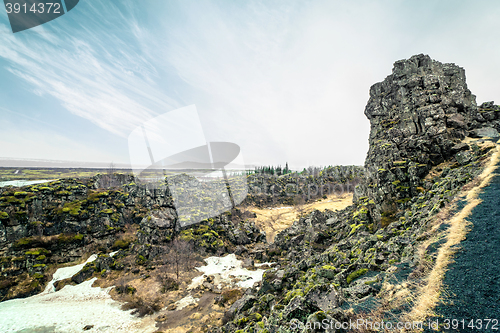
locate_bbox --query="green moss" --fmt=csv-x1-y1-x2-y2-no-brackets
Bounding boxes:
136,255,146,265
235,317,248,326
179,229,195,242
38,187,52,191
36,255,46,260
14,237,34,248
57,200,86,217
111,213,120,223
25,248,48,256
112,239,131,249
33,273,44,279
211,239,223,248
346,268,369,284
56,190,71,196
82,263,96,272
321,265,336,270
349,223,365,236
88,191,109,202
33,264,46,268
0,211,9,220
391,180,401,185
57,233,84,243
100,209,114,214
284,289,304,303
352,208,368,219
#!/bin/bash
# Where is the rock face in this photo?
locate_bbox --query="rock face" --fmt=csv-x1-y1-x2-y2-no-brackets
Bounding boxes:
354,54,478,225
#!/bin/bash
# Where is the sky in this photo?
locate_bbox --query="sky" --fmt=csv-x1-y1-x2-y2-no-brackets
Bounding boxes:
0,0,499,170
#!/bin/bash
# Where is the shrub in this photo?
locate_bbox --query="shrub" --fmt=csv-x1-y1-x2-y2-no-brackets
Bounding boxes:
0,278,15,290
121,296,162,317
116,284,136,295
161,276,179,292
215,289,242,306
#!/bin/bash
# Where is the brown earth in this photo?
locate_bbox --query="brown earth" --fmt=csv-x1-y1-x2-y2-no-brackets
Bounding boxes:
247,193,353,243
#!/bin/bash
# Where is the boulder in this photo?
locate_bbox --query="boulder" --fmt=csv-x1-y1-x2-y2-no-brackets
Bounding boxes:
304,284,341,311
471,127,499,138
224,294,256,321
283,296,319,321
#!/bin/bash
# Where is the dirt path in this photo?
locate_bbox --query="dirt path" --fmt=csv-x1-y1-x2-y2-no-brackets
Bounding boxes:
431,164,500,330
247,193,353,242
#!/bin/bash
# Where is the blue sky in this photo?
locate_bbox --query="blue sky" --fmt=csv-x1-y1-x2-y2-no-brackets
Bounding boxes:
1,0,500,169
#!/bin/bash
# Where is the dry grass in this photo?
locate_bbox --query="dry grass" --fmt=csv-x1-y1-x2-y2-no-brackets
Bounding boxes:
404,141,500,326
247,193,353,242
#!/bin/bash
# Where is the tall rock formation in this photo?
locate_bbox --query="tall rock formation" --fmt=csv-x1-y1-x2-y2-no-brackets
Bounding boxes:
355,54,477,225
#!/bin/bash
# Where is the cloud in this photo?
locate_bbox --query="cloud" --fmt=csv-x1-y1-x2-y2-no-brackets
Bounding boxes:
0,2,178,138
1,0,500,168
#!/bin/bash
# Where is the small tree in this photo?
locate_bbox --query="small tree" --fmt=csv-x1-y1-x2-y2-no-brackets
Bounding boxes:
166,238,194,281
108,162,116,175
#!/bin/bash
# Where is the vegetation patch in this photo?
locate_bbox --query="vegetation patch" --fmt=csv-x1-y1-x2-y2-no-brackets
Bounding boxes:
346,268,369,284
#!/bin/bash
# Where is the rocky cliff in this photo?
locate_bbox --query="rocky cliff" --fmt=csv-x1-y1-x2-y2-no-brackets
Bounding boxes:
0,166,361,301
354,54,490,226
0,174,266,300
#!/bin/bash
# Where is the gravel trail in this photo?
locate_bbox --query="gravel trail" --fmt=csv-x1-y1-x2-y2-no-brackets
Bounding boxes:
433,168,500,331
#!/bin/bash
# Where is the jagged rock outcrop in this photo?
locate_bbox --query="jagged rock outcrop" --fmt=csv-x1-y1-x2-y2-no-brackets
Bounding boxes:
245,166,363,206
473,101,500,131
354,54,478,225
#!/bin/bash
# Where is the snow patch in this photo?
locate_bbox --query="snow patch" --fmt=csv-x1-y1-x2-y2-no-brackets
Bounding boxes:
43,254,98,294
174,295,199,311
0,255,153,333
0,179,55,188
188,254,269,290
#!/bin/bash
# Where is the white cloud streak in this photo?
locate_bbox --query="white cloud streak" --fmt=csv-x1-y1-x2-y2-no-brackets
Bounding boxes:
0,2,178,138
